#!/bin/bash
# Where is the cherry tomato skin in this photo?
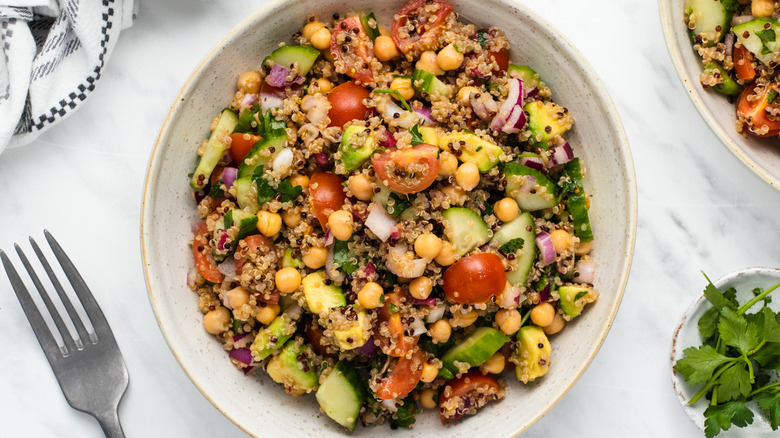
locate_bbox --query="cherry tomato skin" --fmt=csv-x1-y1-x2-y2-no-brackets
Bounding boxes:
375,349,425,400
305,319,331,356
488,49,509,74
438,371,501,422
327,81,376,128
230,133,261,163
376,291,417,357
442,253,507,304
371,143,441,194
193,219,223,284
391,0,454,55
331,17,375,83
738,82,780,137
234,234,273,276
309,172,348,229
734,45,756,82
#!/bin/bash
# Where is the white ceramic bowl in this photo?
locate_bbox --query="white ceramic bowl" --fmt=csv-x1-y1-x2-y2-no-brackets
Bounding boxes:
141,1,637,436
671,267,780,435
660,0,780,190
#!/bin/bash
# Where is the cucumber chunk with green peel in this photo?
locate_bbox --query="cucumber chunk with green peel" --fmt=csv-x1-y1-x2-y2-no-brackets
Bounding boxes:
491,212,536,287
685,0,733,47
251,313,297,361
191,109,239,190
559,285,598,319
704,63,742,96
441,327,510,376
508,64,541,89
441,207,491,255
504,162,558,211
360,12,380,41
515,326,551,383
316,360,367,431
233,177,259,213
263,45,321,76
561,158,593,242
213,208,259,259
438,132,505,173
237,133,288,178
267,339,319,394
412,69,452,98
733,18,780,66
302,270,346,315
340,125,377,172
524,101,573,148
282,248,303,268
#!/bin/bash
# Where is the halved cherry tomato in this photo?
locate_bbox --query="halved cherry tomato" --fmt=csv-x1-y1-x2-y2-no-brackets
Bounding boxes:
371,143,440,194
305,318,331,356
488,49,509,74
375,349,425,400
234,234,273,275
193,219,223,283
391,0,454,56
738,82,780,137
331,17,375,83
438,371,502,422
309,172,347,229
327,81,376,128
230,133,261,163
442,253,506,304
376,291,418,357
734,45,756,82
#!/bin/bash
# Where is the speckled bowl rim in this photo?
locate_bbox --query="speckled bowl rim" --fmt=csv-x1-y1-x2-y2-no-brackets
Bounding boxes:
141,0,637,436
659,0,780,190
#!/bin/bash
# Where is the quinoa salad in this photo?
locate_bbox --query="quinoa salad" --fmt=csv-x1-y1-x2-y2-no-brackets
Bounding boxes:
187,0,598,430
685,0,780,137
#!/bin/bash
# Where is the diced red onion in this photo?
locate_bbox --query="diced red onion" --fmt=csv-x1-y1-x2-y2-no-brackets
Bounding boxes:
490,77,523,132
217,258,236,280
222,167,238,189
324,231,334,246
408,317,427,336
314,152,331,169
364,262,376,277
365,204,398,242
516,175,537,197
356,336,378,356
725,32,735,57
501,105,527,133
242,365,258,376
381,398,399,413
378,130,397,148
471,68,485,79
240,93,258,110
272,148,294,174
536,232,556,266
389,229,403,241
519,156,544,171
524,87,539,99
265,63,305,88
386,242,427,278
380,100,418,129
489,114,507,132
538,282,551,303
731,15,752,26
574,259,597,284
414,107,437,126
549,142,574,166
411,298,438,307
498,282,521,309
186,266,198,288
256,292,280,304
260,92,284,112
233,333,252,349
326,243,347,282
229,348,253,365
425,303,447,322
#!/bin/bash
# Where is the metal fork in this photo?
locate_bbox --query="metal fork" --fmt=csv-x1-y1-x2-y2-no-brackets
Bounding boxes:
1,230,129,438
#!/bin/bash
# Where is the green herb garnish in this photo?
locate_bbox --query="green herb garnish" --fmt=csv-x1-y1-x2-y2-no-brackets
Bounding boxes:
756,29,776,55
499,238,524,254
386,192,412,218
390,397,420,428
409,124,424,146
332,239,358,275
475,29,489,47
769,90,778,105
372,89,411,111
209,181,225,199
252,166,276,205
389,303,400,314
277,179,303,202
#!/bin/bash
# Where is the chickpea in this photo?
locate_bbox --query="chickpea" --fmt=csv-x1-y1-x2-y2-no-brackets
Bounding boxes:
226,286,249,309
753,0,775,17
348,173,374,201
575,240,592,256
409,277,433,300
495,309,522,335
358,282,385,309
544,313,566,335
282,209,301,228
451,309,479,328
374,35,401,61
455,161,480,191
429,319,452,343
303,21,325,40
302,246,328,269
309,78,333,94
438,151,459,177
289,174,310,188
390,76,415,101
437,44,464,71
480,352,506,374
420,361,440,383
256,211,282,236
328,210,354,241
414,233,442,260
416,50,445,76
494,197,519,222
275,267,302,294
457,86,480,105
434,241,456,266
550,229,573,254
530,302,556,327
257,303,281,325
420,388,438,409
378,27,391,37
237,71,261,94
203,307,230,335
311,27,332,50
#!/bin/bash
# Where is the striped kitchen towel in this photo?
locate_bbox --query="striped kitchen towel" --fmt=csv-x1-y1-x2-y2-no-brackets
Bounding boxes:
0,0,137,154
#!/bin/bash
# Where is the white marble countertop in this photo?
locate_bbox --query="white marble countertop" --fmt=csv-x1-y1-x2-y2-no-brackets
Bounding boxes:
2,0,779,436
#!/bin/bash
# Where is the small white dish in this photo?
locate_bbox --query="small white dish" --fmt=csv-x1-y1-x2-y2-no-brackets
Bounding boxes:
671,267,780,435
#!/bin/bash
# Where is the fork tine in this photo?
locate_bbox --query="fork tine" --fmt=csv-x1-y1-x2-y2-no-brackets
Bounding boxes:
43,230,111,339
30,237,91,349
0,249,67,362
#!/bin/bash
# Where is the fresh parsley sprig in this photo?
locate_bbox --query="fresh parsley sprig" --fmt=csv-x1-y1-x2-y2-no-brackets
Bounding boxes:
372,89,411,112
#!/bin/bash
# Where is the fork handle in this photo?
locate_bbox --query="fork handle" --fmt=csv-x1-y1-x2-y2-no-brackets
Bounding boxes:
95,408,124,438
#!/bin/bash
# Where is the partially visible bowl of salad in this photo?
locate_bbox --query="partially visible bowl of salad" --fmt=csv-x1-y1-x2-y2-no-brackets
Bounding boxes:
661,0,780,190
141,0,636,436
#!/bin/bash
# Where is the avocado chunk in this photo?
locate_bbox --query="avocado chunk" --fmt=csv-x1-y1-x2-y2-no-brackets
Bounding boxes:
733,18,780,66
685,0,732,48
703,63,742,96
316,360,367,431
251,313,297,361
302,270,346,315
559,285,599,319
191,109,239,190
339,125,377,172
441,207,491,255
441,327,510,376
418,126,438,145
282,247,303,268
263,45,321,76
515,325,551,383
524,101,573,148
330,306,370,350
438,132,504,172
503,162,558,211
267,338,319,395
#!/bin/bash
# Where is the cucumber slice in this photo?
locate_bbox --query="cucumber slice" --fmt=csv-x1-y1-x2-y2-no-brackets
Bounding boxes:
302,270,346,315
491,212,536,287
251,313,297,360
237,133,288,178
282,248,303,268
507,64,541,89
441,207,491,255
685,0,732,47
441,327,510,376
213,208,259,259
703,63,742,96
504,162,558,211
524,100,573,148
234,177,259,213
316,361,366,431
561,158,593,242
412,69,452,98
360,12,380,41
340,125,377,172
515,326,550,383
438,132,505,173
191,109,239,189
559,285,598,318
263,45,321,76
267,339,319,394
733,18,780,66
